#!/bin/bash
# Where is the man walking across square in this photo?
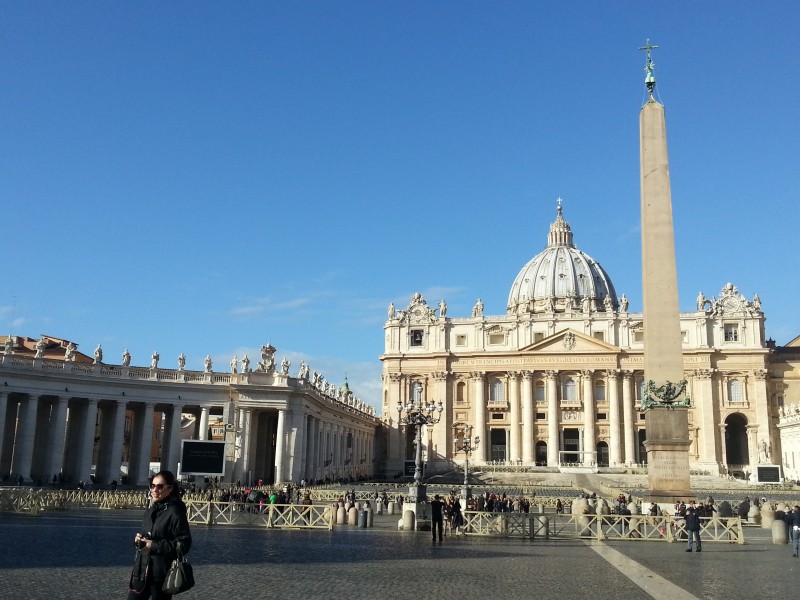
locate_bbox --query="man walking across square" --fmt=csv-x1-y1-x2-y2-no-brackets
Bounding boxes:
430,495,445,542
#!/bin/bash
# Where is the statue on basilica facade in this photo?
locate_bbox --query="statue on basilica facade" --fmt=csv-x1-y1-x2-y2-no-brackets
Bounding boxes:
387,302,395,319
64,342,77,362
281,357,290,375
4,337,14,356
151,351,160,369
696,291,709,312
230,356,238,374
439,299,447,317
122,349,131,367
34,337,47,359
204,355,213,373
177,353,185,370
241,354,250,373
620,294,629,313
758,439,771,463
603,295,614,312
581,295,591,314
93,344,103,364
472,298,484,318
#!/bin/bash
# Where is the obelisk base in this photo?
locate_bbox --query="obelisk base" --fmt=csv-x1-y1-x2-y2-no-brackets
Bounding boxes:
643,407,693,503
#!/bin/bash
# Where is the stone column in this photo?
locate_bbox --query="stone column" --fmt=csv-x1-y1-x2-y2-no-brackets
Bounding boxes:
546,371,559,466
471,372,486,463
274,409,287,483
11,394,38,482
752,369,772,462
693,369,718,469
136,403,156,485
430,372,450,467
199,407,210,441
521,372,534,463
76,398,98,482
508,372,520,463
582,370,595,463
108,400,127,483
607,370,622,466
47,396,69,481
718,423,728,471
162,403,185,474
622,371,636,465
240,409,253,484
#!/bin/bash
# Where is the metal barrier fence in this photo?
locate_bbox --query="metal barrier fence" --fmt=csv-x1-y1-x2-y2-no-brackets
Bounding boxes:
459,511,743,544
184,501,334,530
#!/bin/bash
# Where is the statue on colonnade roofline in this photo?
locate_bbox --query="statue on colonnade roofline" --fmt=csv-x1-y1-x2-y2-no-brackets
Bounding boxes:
620,294,629,313
151,351,160,369
298,360,309,380
122,349,131,367
281,357,290,375
439,299,447,317
93,344,103,364
312,371,320,387
230,356,238,374
204,355,213,373
387,302,395,319
241,354,250,373
4,336,14,355
64,342,77,362
177,353,185,370
34,337,47,358
257,343,276,373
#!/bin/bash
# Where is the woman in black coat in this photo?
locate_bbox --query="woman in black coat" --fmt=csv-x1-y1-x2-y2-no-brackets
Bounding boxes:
129,470,192,599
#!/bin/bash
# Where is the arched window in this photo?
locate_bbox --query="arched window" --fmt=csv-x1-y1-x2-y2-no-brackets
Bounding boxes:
490,378,504,402
563,377,577,402
728,379,744,403
594,380,606,402
456,382,466,403
534,381,545,403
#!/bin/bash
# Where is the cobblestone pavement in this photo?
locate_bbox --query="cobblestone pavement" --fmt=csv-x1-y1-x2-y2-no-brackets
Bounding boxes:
1,509,798,599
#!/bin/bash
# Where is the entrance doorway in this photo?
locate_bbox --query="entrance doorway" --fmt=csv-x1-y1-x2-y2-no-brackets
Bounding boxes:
490,429,506,462
535,441,547,466
725,413,749,466
596,442,609,467
563,429,579,463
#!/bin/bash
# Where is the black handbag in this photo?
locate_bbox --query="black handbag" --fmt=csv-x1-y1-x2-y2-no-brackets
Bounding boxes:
162,543,195,595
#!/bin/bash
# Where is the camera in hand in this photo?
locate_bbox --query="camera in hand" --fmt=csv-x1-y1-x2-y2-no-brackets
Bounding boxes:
134,533,151,549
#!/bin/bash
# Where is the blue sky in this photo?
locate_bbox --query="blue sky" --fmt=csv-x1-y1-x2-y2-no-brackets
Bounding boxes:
3,2,798,413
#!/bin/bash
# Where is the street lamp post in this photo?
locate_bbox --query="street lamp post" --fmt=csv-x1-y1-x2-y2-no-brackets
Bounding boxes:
396,396,443,503
454,425,479,501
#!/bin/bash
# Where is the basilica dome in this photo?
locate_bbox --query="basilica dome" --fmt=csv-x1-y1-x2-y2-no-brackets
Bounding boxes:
507,204,618,315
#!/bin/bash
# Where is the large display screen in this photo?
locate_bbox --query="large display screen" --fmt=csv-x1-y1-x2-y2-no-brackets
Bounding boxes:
180,440,226,476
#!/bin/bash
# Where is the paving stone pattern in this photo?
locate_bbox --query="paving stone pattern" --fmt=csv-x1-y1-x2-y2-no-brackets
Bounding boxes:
0,509,798,599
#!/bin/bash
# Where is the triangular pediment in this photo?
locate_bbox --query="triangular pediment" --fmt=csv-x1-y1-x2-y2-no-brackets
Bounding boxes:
520,329,620,353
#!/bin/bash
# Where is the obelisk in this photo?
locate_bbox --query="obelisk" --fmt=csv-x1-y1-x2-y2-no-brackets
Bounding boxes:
638,40,693,502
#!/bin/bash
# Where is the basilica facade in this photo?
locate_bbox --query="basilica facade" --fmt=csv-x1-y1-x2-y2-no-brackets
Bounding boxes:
380,205,781,479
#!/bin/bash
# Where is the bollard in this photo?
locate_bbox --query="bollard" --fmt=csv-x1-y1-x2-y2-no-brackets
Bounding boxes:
402,509,415,531
336,505,346,525
358,509,367,528
376,500,383,515
348,506,358,526
365,505,374,527
772,518,788,544
748,504,761,526
387,500,395,515
761,504,776,529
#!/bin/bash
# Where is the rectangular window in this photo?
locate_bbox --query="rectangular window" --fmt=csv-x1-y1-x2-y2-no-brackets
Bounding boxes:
597,412,607,420
491,413,505,420
593,331,605,341
639,413,646,421
410,330,423,346
535,412,546,420
633,331,644,342
724,324,739,342
534,332,545,342
488,333,504,345
681,330,688,343
455,334,467,346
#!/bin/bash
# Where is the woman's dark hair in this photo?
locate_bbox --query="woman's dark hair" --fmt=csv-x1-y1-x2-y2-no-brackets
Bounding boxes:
152,470,182,498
